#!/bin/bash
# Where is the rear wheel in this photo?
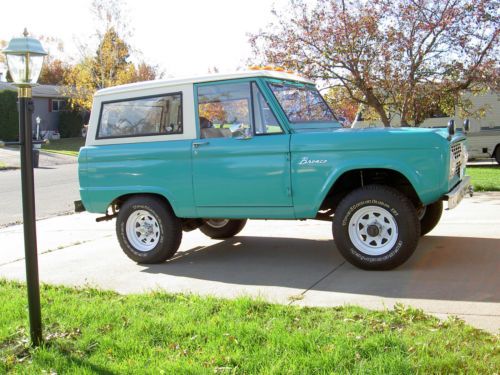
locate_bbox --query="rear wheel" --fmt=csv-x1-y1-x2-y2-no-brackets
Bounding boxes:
417,200,443,236
332,185,420,270
199,219,247,239
116,196,182,263
495,146,500,164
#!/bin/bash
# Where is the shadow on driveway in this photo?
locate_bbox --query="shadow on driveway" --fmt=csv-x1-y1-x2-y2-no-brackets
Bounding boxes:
142,235,500,303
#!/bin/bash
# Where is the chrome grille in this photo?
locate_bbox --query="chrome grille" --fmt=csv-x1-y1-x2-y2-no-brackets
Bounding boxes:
451,143,462,160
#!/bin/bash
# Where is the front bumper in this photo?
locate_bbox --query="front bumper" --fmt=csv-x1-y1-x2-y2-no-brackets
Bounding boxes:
444,175,473,209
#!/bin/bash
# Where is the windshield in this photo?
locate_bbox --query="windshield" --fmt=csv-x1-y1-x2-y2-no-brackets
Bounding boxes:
268,82,336,123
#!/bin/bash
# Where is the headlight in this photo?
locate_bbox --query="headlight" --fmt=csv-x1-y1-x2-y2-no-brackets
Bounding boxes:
462,143,468,165
449,154,456,179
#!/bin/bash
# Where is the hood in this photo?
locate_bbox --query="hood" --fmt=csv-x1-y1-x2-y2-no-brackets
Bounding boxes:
294,124,465,142
291,124,467,152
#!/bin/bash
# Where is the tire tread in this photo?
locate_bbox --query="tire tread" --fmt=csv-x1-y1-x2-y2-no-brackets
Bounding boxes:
333,184,420,270
116,196,182,264
199,219,247,239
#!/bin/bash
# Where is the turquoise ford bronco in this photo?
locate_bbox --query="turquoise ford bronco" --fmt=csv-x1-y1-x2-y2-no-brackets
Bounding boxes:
77,70,472,270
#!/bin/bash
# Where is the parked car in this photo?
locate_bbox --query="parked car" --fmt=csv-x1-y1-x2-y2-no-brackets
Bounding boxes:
76,70,471,270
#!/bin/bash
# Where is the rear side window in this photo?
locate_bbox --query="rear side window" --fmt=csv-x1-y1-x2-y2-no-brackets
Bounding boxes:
97,93,183,139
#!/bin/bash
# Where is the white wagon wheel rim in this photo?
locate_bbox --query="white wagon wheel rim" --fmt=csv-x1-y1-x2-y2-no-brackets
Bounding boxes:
126,209,161,252
205,219,230,229
348,205,399,256
416,206,427,220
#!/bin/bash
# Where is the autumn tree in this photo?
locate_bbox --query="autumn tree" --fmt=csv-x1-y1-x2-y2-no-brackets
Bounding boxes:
250,0,499,126
65,0,162,109
133,62,159,82
323,87,358,123
39,58,71,85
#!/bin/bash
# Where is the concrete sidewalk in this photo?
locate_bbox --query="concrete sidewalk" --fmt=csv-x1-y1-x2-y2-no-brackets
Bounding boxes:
0,193,499,333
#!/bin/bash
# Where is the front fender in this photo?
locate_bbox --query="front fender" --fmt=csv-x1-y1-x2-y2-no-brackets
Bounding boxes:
292,149,446,218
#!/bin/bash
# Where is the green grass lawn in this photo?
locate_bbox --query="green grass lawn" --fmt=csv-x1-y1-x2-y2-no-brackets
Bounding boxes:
467,166,500,191
41,137,85,157
0,161,18,171
1,281,498,374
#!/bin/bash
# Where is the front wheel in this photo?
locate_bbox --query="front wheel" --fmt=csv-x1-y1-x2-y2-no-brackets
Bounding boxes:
332,185,420,270
495,147,500,164
199,219,247,239
116,196,182,263
417,200,443,236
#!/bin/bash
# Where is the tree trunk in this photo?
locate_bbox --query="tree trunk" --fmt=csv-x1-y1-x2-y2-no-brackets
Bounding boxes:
361,86,391,127
400,116,410,127
378,110,391,127
366,96,391,127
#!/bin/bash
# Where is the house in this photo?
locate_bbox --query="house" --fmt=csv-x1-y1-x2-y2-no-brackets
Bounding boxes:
0,81,69,138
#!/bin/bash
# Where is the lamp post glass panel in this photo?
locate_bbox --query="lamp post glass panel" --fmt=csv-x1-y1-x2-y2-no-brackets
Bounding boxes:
2,29,47,346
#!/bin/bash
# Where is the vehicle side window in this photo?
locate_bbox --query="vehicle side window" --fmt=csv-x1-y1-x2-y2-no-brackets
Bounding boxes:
252,82,283,135
97,93,183,139
198,83,252,139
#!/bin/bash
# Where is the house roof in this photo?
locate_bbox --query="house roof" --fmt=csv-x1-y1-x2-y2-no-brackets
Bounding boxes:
0,82,67,98
95,70,314,97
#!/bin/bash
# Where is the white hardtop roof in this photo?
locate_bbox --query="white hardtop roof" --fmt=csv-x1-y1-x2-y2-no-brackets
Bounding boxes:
95,70,314,97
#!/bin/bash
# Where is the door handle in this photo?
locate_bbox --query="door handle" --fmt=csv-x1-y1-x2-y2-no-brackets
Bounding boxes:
235,135,253,141
193,141,210,148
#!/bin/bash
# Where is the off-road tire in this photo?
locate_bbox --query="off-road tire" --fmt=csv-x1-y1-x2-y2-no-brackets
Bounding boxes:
199,219,247,239
332,185,420,270
419,200,443,236
116,196,182,263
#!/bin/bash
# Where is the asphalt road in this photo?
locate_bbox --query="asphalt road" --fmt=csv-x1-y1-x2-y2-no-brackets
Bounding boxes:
0,163,79,227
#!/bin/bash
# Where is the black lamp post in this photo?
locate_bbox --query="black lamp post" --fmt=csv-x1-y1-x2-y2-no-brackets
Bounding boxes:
2,28,47,346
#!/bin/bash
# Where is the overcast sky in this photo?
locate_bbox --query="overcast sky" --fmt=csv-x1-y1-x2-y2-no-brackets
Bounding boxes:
1,0,289,77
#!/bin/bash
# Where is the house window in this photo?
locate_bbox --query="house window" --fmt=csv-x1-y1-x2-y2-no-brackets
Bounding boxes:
51,99,67,112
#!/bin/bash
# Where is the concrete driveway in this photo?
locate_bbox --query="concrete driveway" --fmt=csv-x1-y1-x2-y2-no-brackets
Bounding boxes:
0,193,499,333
